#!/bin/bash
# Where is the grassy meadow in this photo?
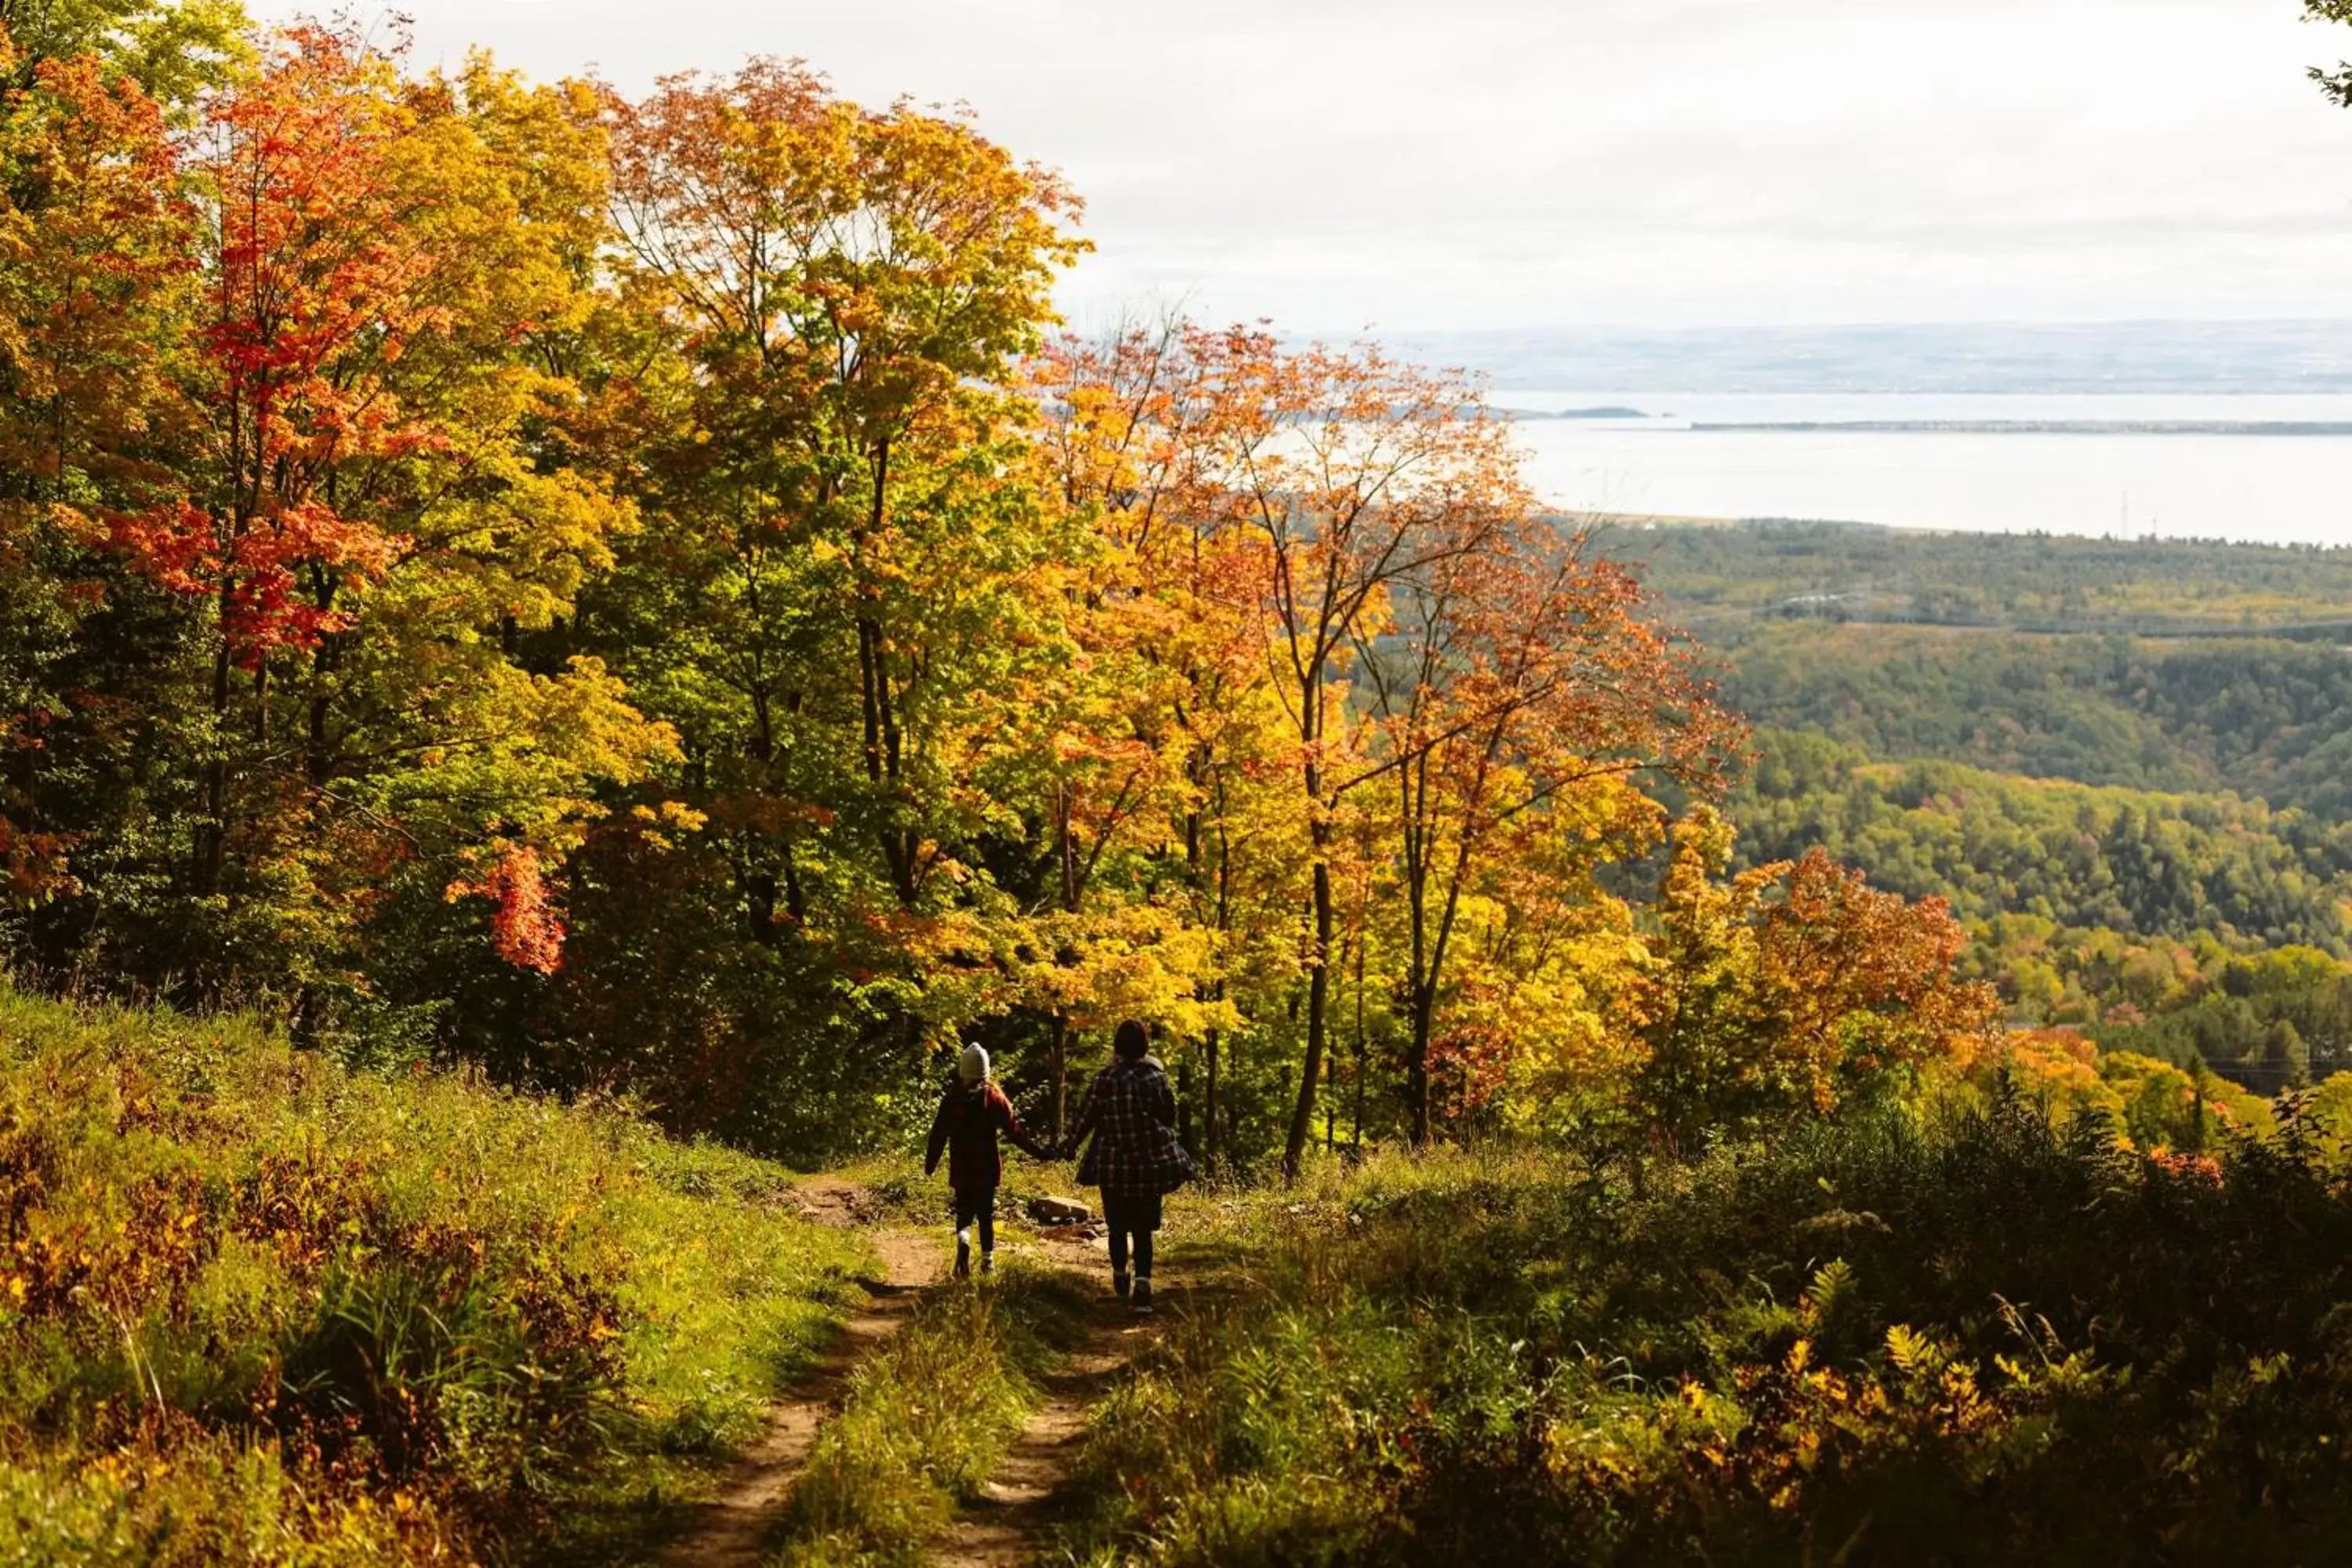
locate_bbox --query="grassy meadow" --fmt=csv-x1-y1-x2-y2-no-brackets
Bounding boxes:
771,1263,1094,1568
0,981,869,1565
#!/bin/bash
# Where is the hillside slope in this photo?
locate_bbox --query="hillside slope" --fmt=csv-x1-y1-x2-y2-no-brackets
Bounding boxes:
0,982,866,1564
1712,622,2352,818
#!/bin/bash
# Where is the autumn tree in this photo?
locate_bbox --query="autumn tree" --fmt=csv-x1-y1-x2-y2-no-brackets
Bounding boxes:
985,582,1208,1138
0,0,244,111
1417,779,1663,1140
1024,323,1726,1169
603,56,1083,914
0,23,196,918
562,58,1091,1124
1025,321,1313,1158
1356,503,1734,1144
1622,808,2001,1160
1167,332,1562,1178
71,24,670,1008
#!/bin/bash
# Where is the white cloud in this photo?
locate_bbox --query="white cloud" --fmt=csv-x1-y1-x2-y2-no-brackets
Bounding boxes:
277,0,2352,329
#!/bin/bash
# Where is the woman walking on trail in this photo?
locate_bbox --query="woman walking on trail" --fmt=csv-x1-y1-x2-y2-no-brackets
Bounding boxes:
925,1043,1049,1279
1065,1020,1193,1313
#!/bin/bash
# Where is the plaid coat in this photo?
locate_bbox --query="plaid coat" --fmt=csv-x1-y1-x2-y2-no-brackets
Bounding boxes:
1069,1057,1194,1198
925,1080,1045,1192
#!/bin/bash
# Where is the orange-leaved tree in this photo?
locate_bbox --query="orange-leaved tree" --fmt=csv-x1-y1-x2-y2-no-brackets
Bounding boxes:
1623,808,2001,1161
1024,319,1316,1157
1354,502,1737,1145
1170,329,1563,1178
96,24,668,999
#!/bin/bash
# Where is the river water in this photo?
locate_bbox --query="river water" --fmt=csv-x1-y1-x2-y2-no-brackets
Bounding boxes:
1497,393,2352,545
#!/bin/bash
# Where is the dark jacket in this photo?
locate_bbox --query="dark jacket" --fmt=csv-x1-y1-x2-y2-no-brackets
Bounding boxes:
1069,1056,1194,1198
925,1079,1046,1191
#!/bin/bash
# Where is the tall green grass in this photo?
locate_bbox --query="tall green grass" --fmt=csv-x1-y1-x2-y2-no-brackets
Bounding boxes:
770,1262,1094,1568
0,980,868,1564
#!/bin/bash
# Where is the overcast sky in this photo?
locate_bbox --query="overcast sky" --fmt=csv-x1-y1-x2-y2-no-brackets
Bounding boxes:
283,0,2352,333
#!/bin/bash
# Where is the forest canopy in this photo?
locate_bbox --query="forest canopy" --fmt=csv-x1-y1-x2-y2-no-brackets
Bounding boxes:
0,4,2021,1181
9,0,2343,1180
1605,522,2352,1094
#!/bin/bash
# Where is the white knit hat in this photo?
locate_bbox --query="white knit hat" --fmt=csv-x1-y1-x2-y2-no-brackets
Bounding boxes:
957,1042,989,1084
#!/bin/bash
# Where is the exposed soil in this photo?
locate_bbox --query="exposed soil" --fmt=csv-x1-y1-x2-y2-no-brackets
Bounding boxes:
660,1178,1183,1568
931,1249,1192,1568
659,1178,941,1568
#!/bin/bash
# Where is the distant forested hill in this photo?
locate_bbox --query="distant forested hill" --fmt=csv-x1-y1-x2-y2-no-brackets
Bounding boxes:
1607,518,2352,633
1714,625,2352,818
1735,731,2352,953
1599,522,2352,815
1604,522,2352,1084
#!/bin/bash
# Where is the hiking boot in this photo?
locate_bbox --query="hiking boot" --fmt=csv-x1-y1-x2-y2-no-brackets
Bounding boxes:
1112,1270,1131,1301
979,1252,995,1277
1132,1277,1154,1315
954,1242,971,1280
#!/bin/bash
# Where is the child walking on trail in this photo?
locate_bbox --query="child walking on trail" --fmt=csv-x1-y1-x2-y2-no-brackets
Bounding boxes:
924,1044,1048,1279
1065,1020,1194,1314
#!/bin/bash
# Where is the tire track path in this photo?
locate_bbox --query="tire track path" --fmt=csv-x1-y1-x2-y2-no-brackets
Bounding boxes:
932,1248,1190,1568
661,1178,939,1568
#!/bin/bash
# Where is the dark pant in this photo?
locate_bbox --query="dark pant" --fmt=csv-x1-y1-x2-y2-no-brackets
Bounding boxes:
1103,1191,1163,1278
953,1187,995,1256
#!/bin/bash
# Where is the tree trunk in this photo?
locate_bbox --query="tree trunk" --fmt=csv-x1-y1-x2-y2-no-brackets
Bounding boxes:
305,690,332,788
1352,936,1370,1157
1049,1013,1070,1145
855,436,918,909
303,619,339,789
780,836,807,924
1352,1032,1367,1156
196,633,232,898
744,870,779,943
1203,1025,1221,1169
1177,1057,1194,1150
1407,982,1436,1147
1283,848,1334,1181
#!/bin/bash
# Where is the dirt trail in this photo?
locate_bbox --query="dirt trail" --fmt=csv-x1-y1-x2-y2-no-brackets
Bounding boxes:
932,1241,1181,1568
660,1177,939,1568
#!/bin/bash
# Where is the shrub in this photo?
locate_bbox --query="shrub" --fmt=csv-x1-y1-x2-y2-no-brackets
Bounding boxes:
1065,1102,2352,1565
